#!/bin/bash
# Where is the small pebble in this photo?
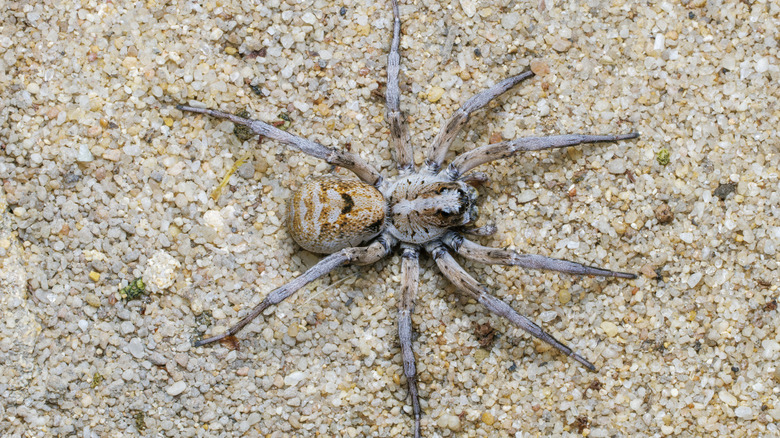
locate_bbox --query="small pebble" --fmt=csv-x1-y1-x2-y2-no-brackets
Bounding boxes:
607,159,626,174
482,412,495,425
517,190,537,203
714,183,736,200
600,321,619,337
719,390,738,406
558,289,571,304
473,348,490,364
167,381,187,396
284,371,305,387
102,149,121,161
655,203,673,223
85,293,101,307
530,59,550,76
77,144,94,162
687,272,703,288
552,39,572,52
640,264,657,278
88,271,100,282
127,338,145,358
734,406,753,419
427,86,445,103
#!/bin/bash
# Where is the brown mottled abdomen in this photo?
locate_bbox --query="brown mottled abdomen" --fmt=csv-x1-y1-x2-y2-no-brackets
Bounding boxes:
287,176,387,254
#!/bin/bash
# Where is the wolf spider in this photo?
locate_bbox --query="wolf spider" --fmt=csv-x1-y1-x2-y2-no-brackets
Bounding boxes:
178,1,638,436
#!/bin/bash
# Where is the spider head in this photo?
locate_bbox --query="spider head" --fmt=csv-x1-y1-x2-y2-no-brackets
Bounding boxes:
416,181,479,228
386,175,479,243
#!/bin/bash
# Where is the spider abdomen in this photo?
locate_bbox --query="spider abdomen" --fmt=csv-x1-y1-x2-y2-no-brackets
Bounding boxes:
287,176,387,254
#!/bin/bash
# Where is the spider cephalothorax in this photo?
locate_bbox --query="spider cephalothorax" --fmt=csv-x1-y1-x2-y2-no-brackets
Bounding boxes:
178,1,638,436
384,174,479,244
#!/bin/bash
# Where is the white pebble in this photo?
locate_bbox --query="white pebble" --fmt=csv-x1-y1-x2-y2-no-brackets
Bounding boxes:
680,232,694,243
755,57,769,73
143,251,181,292
734,406,753,419
123,142,141,156
301,12,316,24
654,34,665,51
517,190,537,203
203,210,225,231
76,143,94,162
607,159,626,174
501,12,520,29
167,381,187,396
687,272,703,288
120,321,135,335
284,371,305,387
128,338,145,358
539,311,557,323
459,0,476,17
718,390,738,406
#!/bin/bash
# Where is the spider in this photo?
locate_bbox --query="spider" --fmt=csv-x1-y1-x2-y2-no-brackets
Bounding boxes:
178,1,638,436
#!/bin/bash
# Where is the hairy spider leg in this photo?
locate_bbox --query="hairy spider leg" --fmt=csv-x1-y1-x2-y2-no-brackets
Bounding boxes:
193,234,396,347
176,104,383,186
398,244,422,438
446,133,640,180
442,231,637,279
425,241,597,370
425,72,535,173
386,0,414,171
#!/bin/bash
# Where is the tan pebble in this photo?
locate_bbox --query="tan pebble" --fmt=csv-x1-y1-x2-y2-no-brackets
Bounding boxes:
121,56,138,69
558,289,571,304
655,203,673,224
85,293,101,308
552,39,572,52
0,238,10,250
427,86,445,103
611,220,627,235
482,412,495,425
103,149,121,161
530,59,550,76
163,117,174,127
640,264,657,278
236,367,249,376
224,46,237,55
287,324,299,338
315,102,330,116
86,125,101,137
459,70,471,80
474,348,489,364
600,321,619,337
89,271,100,282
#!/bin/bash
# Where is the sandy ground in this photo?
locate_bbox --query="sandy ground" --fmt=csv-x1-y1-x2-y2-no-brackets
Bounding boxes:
1,0,778,436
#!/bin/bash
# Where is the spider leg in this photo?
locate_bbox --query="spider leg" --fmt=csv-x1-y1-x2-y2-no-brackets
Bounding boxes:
425,71,534,172
176,105,383,186
398,244,422,438
424,241,596,371
445,132,639,180
386,0,413,171
459,171,490,185
442,231,636,279
455,224,498,237
194,234,396,347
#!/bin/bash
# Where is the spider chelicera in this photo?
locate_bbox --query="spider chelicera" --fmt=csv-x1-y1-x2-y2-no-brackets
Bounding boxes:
178,1,638,436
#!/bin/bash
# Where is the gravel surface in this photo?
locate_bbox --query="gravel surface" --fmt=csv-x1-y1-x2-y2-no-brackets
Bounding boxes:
1,0,778,436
